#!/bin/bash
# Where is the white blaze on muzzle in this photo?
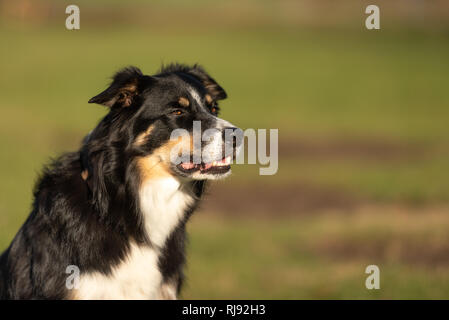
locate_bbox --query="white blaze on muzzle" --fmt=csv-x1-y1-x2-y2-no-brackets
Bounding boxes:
200,118,238,164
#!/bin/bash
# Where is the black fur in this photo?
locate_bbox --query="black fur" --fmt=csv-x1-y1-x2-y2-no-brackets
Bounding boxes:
0,64,229,299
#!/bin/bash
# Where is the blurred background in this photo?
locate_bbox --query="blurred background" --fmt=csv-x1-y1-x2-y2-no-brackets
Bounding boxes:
1,0,449,299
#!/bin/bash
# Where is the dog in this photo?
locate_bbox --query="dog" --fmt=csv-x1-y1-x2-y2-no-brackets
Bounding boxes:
0,64,240,299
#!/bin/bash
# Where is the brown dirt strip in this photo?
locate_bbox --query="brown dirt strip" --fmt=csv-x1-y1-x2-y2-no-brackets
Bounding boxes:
199,180,449,218
199,182,361,217
314,237,449,268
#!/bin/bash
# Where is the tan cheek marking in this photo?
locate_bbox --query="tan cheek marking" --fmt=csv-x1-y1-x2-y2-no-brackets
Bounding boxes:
134,125,155,146
205,94,213,104
137,155,171,182
178,97,190,107
136,140,181,182
137,135,194,184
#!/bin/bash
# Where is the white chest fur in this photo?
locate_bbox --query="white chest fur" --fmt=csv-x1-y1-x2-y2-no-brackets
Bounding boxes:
73,243,162,300
139,177,194,249
73,177,193,300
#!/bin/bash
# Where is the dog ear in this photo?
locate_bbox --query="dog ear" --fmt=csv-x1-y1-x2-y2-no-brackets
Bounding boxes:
186,65,227,101
88,66,145,108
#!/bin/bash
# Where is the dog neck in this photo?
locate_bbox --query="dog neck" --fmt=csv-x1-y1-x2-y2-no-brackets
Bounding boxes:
139,176,195,249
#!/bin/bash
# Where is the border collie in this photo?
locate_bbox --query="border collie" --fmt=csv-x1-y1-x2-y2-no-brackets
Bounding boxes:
0,64,240,299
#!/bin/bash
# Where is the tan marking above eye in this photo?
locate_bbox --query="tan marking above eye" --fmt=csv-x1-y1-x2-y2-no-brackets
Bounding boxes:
205,94,213,104
178,97,190,107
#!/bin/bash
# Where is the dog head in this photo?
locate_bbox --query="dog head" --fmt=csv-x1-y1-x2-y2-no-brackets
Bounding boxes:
83,64,241,214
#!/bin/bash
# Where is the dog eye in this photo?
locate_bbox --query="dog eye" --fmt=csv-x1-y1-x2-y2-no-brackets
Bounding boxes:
172,109,184,116
210,106,218,115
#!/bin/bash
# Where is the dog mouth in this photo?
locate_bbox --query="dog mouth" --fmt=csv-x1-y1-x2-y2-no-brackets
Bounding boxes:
176,156,232,175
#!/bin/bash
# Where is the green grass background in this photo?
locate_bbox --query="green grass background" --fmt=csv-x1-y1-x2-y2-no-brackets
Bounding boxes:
1,0,449,299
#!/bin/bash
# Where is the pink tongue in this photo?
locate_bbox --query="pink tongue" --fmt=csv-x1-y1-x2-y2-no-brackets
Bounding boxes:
181,162,195,170
181,159,227,171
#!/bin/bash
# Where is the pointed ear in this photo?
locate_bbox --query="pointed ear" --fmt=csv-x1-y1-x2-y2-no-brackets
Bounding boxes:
187,65,227,101
88,66,145,108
